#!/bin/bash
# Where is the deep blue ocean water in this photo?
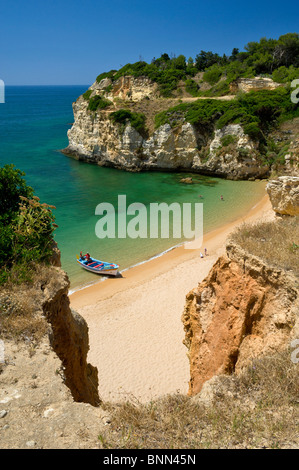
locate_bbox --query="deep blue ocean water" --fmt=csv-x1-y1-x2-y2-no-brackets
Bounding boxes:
0,86,266,289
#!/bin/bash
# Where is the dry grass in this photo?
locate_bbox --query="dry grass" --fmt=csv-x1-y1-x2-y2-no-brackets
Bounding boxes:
230,216,299,277
98,350,299,449
0,264,53,343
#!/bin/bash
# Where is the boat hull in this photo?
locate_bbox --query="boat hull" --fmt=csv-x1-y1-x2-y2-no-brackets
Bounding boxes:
76,256,119,276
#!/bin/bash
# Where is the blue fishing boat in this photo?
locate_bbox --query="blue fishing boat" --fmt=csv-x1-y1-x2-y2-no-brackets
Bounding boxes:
76,254,119,276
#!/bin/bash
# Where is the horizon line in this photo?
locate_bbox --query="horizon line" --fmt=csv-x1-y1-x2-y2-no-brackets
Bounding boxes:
5,84,90,87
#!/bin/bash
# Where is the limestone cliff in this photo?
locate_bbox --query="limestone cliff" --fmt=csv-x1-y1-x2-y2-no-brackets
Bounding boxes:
182,241,299,396
63,86,266,179
63,75,298,180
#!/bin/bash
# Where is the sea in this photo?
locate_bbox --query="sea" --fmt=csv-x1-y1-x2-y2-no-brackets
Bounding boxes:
0,86,266,290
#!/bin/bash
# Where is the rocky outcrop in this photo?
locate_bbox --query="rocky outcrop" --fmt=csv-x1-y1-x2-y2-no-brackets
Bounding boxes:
230,77,282,93
0,262,100,407
64,95,269,179
0,251,102,448
182,241,299,396
266,176,299,215
0,339,106,449
192,124,268,179
41,267,100,406
90,76,158,102
62,75,299,179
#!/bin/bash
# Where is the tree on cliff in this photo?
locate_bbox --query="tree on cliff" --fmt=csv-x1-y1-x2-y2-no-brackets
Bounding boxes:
0,164,57,284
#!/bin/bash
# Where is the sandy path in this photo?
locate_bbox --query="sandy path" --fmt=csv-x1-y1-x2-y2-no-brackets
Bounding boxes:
70,194,272,403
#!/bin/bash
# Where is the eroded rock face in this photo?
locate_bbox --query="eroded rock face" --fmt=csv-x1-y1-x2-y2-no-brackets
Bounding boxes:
266,176,299,216
89,76,158,102
62,75,299,179
41,267,100,406
192,124,268,179
182,242,299,396
64,97,269,179
230,77,282,93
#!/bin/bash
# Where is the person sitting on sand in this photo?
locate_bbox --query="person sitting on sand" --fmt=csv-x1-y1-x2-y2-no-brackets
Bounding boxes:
200,252,204,258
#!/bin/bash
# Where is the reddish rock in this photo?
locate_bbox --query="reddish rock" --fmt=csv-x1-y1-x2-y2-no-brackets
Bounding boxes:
182,243,299,396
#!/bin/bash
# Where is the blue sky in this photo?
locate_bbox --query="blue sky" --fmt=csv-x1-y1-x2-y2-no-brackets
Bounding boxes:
1,0,298,85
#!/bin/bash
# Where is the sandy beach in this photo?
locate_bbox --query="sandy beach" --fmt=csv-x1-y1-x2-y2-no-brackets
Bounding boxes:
70,193,272,403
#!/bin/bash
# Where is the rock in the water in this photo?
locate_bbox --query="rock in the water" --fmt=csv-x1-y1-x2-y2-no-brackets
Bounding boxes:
180,177,193,184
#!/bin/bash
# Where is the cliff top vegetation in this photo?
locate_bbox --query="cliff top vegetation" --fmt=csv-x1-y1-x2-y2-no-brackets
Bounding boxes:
95,32,299,98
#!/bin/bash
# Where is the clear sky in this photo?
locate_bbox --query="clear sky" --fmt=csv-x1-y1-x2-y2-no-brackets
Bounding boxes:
1,0,298,85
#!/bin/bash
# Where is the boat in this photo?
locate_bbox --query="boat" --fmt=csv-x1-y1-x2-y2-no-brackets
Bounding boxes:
76,255,119,276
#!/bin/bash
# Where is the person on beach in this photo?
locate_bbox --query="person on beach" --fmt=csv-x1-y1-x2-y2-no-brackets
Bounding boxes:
200,252,204,258
204,247,208,256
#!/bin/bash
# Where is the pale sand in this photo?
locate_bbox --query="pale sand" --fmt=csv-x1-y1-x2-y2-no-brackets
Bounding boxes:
70,194,272,403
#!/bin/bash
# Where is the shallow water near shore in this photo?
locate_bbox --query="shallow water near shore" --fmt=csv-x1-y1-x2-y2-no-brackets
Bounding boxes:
0,86,266,289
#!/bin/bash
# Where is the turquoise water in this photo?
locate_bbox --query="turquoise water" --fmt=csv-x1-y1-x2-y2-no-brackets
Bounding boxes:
0,86,266,289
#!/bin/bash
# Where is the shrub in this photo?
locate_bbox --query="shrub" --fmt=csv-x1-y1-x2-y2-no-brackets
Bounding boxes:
88,95,112,111
203,65,222,85
155,88,298,144
220,135,237,147
244,122,263,141
202,79,231,97
0,164,33,223
0,165,57,286
82,89,92,100
110,109,147,136
96,70,116,83
185,79,200,96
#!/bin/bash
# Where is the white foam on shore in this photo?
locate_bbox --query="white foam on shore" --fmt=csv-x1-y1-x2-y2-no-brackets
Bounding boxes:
68,239,190,295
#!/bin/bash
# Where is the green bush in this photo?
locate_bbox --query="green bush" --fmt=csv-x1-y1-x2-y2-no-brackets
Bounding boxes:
0,165,57,285
243,122,263,140
109,109,147,136
82,89,92,101
220,135,237,146
185,79,200,96
203,66,222,85
155,88,298,140
0,164,33,223
96,70,116,83
272,65,299,84
88,95,112,111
